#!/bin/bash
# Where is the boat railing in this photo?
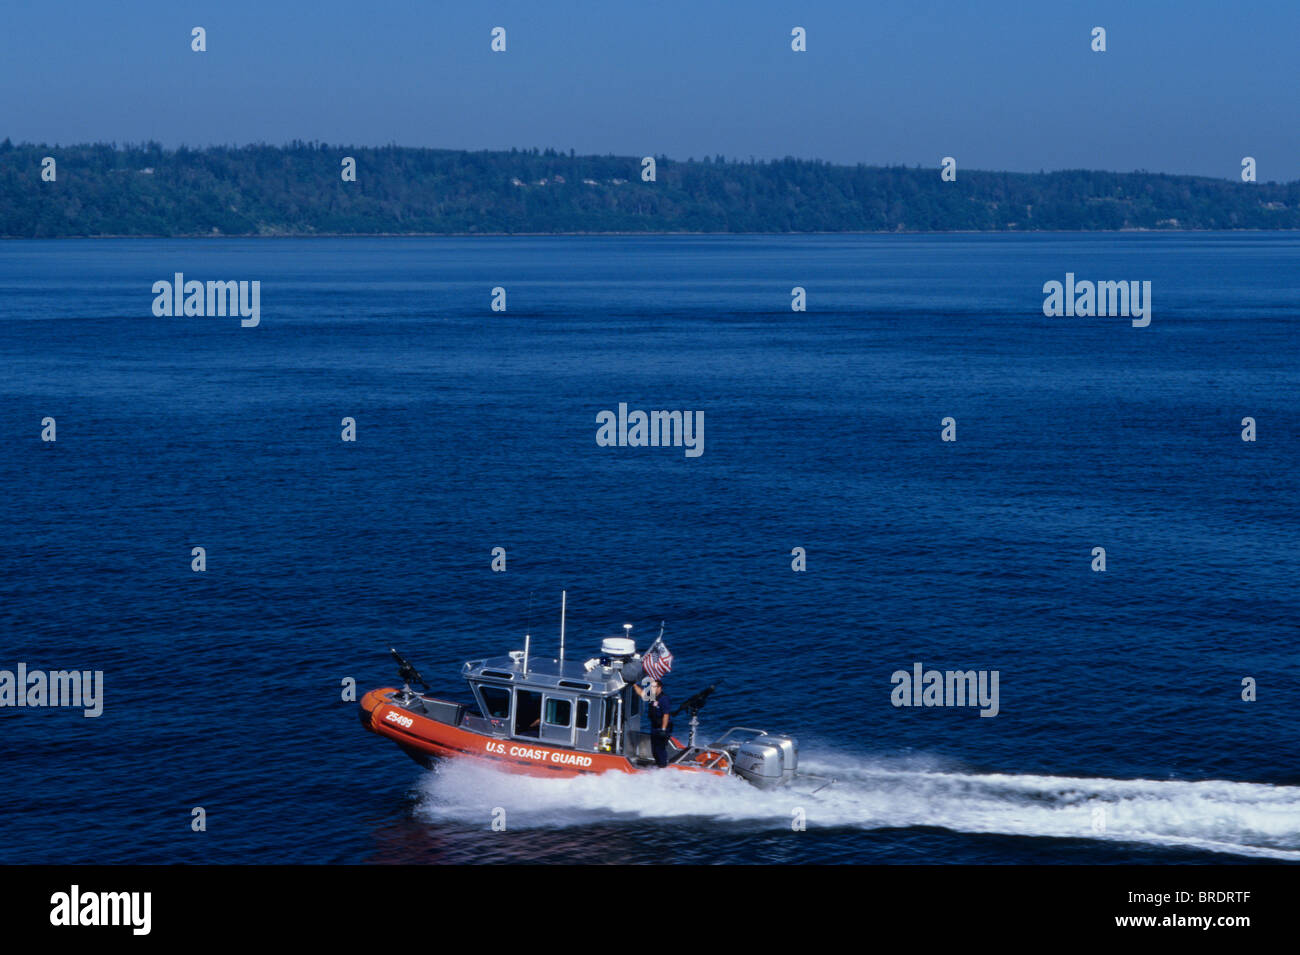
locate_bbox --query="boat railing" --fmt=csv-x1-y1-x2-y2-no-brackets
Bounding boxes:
668,742,731,770
707,726,770,749
699,749,730,770
667,725,768,770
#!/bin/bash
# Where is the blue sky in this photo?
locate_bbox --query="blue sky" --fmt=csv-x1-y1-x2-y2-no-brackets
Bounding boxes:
1,0,1296,179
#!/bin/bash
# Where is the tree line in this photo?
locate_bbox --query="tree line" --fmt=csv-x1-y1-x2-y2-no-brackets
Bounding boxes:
2,139,1297,236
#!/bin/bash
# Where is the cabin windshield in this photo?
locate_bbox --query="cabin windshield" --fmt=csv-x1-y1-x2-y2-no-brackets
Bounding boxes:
479,685,511,720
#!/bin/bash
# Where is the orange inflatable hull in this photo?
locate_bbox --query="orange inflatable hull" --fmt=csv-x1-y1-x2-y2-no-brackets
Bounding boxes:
360,687,729,778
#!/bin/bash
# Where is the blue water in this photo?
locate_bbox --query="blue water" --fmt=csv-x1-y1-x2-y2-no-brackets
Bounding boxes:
1,233,1296,864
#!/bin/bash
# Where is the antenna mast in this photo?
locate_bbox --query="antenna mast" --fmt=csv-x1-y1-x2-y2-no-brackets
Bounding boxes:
523,591,534,675
559,590,567,664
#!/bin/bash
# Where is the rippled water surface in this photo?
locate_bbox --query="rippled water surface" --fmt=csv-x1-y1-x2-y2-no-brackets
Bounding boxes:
1,234,1296,863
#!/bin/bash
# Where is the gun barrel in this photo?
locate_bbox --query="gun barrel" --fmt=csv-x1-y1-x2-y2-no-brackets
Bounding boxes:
674,683,718,715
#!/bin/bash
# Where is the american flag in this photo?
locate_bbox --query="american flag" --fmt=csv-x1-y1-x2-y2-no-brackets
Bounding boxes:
642,635,673,680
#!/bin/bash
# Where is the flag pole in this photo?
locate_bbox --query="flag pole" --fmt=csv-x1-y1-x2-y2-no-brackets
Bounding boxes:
559,590,567,664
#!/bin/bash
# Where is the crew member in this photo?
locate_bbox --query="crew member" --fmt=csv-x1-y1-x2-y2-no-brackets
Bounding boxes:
635,678,672,767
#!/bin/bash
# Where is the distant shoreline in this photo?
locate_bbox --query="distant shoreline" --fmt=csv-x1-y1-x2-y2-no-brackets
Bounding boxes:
7,144,1297,236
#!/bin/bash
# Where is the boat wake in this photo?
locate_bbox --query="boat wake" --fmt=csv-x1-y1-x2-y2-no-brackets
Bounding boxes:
412,752,1300,860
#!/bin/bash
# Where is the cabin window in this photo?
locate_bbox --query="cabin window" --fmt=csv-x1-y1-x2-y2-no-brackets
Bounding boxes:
480,686,511,719
515,690,542,738
544,697,572,727
576,699,589,731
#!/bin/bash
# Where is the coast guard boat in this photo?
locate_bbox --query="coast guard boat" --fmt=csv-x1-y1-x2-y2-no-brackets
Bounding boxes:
360,601,825,790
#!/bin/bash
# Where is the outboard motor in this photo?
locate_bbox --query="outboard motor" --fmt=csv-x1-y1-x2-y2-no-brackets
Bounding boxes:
735,734,799,788
769,735,798,784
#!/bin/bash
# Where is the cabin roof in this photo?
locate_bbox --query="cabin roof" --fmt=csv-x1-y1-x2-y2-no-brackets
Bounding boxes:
462,653,627,695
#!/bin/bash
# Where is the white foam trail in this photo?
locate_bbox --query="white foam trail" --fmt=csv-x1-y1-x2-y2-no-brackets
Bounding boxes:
412,752,1300,860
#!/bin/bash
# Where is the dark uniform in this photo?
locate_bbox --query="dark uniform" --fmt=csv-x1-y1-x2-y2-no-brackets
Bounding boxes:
648,688,672,767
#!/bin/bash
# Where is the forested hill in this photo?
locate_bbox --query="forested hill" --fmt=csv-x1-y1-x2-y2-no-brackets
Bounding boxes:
2,140,1298,237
